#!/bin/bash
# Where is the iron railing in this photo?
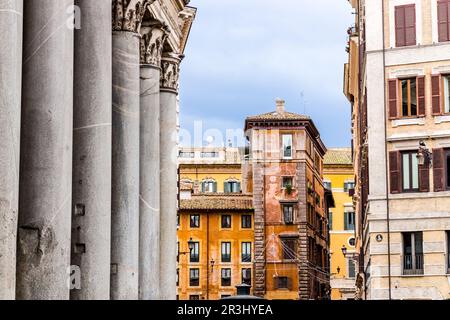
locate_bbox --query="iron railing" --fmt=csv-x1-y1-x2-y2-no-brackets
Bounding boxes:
403,254,424,275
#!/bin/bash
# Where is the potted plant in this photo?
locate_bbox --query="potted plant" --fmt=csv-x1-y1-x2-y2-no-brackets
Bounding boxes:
285,184,293,195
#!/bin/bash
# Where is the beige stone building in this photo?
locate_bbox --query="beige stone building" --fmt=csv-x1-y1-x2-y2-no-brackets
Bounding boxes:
344,0,450,300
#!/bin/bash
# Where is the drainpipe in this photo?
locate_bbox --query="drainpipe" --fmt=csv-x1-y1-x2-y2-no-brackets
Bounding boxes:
381,0,393,300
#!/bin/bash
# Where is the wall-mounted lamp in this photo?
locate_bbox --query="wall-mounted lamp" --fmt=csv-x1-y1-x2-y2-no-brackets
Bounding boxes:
417,140,433,168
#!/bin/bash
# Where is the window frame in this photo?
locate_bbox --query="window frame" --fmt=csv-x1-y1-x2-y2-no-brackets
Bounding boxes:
241,242,252,263
402,232,424,275
281,176,294,189
446,149,450,190
282,134,293,159
190,242,200,263
344,210,356,231
281,238,297,261
399,77,418,118
221,215,232,229
190,214,200,228
221,268,232,287
242,268,252,286
189,268,200,287
282,203,294,225
276,277,289,290
241,214,252,229
443,75,450,114
221,242,232,263
438,0,450,43
401,151,420,193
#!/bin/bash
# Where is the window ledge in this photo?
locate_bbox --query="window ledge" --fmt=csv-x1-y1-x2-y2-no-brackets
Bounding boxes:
391,118,426,127
434,114,450,124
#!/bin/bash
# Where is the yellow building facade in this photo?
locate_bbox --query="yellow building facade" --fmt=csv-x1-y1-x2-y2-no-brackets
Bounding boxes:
324,148,356,300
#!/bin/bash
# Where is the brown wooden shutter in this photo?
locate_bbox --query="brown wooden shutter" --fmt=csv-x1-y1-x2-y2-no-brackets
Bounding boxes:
389,151,401,194
395,6,406,47
388,79,398,119
419,163,430,192
431,75,442,115
438,1,450,42
417,76,426,116
433,148,445,192
405,5,417,46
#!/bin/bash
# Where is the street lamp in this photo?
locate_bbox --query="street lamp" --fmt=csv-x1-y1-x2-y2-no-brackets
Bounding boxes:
210,259,215,270
341,245,348,257
417,140,433,168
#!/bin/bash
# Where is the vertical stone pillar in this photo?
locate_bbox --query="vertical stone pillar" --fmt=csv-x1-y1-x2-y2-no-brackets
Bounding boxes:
110,0,148,300
17,0,74,300
139,24,167,300
159,53,182,300
0,0,23,300
70,0,112,300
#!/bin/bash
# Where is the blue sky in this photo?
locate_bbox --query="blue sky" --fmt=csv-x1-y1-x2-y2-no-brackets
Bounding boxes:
179,0,353,148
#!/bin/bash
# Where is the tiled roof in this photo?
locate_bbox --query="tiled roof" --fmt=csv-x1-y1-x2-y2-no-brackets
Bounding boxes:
180,194,254,211
246,110,310,121
324,148,352,165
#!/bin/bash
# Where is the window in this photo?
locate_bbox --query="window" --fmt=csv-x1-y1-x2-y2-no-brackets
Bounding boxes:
447,231,450,273
344,181,355,192
189,295,200,300
446,150,450,190
438,0,450,42
201,152,219,158
402,151,419,192
241,215,252,229
221,268,231,287
241,242,252,263
395,5,416,47
400,78,418,117
348,237,356,247
221,242,231,263
189,269,200,287
190,214,200,228
282,134,293,158
190,242,199,263
275,277,289,289
179,151,194,158
221,215,231,229
281,238,297,260
344,211,355,231
282,177,293,189
348,259,356,279
224,180,240,193
323,181,332,190
403,232,424,275
242,268,251,285
282,204,294,224
328,211,333,231
201,179,217,193
443,75,450,113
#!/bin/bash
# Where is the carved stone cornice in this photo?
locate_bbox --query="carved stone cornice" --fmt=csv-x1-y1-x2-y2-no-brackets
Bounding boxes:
160,53,182,93
112,0,154,33
140,24,169,67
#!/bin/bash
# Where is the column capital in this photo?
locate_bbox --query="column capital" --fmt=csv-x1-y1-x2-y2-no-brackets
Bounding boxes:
140,23,169,67
112,0,154,33
160,53,183,93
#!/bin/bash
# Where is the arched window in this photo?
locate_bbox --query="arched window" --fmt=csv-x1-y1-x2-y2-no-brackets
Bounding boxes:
201,179,217,193
224,178,241,193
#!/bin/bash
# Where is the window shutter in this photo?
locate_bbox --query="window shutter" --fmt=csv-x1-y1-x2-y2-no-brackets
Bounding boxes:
344,212,348,230
431,75,442,115
224,182,230,193
419,163,430,193
388,79,398,119
405,5,416,46
417,76,426,116
438,1,449,42
389,151,401,194
433,148,445,192
237,182,241,193
213,182,217,193
201,182,205,193
395,6,406,47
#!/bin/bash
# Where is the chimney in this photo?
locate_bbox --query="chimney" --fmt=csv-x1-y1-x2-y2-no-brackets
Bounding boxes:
276,98,285,114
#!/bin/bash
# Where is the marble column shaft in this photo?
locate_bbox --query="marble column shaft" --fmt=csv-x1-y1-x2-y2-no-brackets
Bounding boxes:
159,54,181,300
71,0,112,300
17,0,74,300
0,0,23,300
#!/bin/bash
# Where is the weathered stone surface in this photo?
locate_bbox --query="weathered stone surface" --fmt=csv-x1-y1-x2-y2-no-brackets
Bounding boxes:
111,31,140,300
0,0,23,300
70,0,112,300
17,0,74,300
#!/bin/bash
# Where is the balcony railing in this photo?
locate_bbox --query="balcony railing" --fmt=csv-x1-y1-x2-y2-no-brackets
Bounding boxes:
403,254,424,275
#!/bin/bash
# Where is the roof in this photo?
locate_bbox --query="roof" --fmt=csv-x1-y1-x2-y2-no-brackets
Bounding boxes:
324,148,352,165
246,110,310,121
180,194,254,211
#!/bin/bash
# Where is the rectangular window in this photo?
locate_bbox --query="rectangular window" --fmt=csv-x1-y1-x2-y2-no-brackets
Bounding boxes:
400,78,418,117
282,177,293,189
328,211,333,231
190,214,200,228
189,269,200,287
282,204,294,224
402,151,419,192
282,134,293,158
438,0,450,42
242,268,252,285
447,231,450,273
281,238,297,260
344,181,355,192
395,5,416,47
344,211,355,231
323,181,332,190
202,180,216,193
443,75,450,113
276,277,289,289
190,242,200,263
201,152,219,158
221,242,231,263
241,242,252,263
446,150,450,190
221,215,231,229
403,232,424,275
221,268,231,287
224,181,240,193
179,151,194,158
241,215,252,229
348,259,356,279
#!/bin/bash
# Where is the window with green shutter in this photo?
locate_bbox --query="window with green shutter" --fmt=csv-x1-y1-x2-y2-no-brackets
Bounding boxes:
344,211,355,231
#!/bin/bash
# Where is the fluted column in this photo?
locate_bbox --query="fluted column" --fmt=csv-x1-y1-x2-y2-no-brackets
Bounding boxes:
111,0,149,300
70,0,112,300
0,0,23,300
17,0,74,300
159,53,182,300
138,23,167,300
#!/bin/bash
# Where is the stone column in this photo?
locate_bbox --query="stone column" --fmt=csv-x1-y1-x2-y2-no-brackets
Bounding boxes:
70,0,112,300
110,0,148,300
17,0,74,300
159,53,182,300
138,24,167,300
0,0,23,300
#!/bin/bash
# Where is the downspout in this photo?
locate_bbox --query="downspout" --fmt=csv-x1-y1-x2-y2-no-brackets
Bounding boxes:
381,0,393,300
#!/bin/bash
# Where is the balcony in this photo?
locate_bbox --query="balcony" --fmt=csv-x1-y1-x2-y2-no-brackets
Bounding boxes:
403,254,424,276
